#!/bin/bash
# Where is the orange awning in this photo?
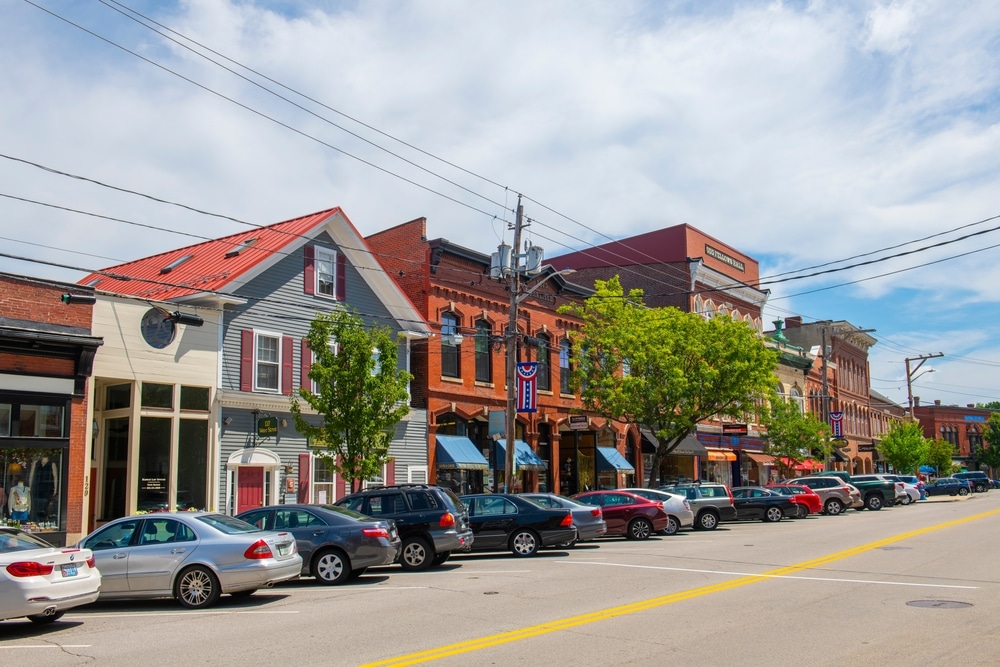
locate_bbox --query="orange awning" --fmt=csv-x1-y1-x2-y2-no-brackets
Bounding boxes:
745,452,776,465
705,449,736,462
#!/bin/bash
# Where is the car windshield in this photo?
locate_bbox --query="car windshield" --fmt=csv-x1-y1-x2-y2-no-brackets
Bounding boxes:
1,529,53,552
196,513,261,534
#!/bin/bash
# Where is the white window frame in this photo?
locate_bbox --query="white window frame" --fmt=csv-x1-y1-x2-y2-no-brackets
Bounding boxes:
254,330,282,393
312,337,339,394
315,247,337,299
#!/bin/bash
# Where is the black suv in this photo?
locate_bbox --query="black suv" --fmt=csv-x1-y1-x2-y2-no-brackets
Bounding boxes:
953,471,991,493
659,483,737,530
336,484,473,571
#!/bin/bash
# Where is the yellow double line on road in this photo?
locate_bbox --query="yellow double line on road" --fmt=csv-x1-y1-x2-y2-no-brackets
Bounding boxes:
362,508,1000,666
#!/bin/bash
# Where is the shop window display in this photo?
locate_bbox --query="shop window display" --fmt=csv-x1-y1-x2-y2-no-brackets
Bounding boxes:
1,448,65,531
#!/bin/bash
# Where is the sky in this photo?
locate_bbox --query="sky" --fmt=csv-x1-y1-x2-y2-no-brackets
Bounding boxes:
2,0,1000,409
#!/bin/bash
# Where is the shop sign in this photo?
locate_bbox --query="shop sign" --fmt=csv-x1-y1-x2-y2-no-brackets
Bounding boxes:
257,416,279,437
569,415,588,430
722,423,748,436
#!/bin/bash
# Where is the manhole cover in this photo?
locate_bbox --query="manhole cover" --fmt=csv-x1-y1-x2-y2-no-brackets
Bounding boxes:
906,600,973,609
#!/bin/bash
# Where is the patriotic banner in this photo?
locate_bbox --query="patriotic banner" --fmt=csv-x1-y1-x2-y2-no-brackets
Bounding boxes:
516,362,538,413
829,411,844,438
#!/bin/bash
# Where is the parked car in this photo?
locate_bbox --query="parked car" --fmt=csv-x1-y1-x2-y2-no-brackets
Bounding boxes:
764,484,823,516
730,487,797,522
573,490,669,540
658,483,737,530
880,474,923,503
519,493,607,543
924,478,972,497
953,471,991,493
336,484,473,571
2,527,101,624
459,494,576,556
816,471,896,510
895,475,927,500
621,488,695,535
792,476,860,515
78,512,301,609
850,474,908,506
237,504,400,585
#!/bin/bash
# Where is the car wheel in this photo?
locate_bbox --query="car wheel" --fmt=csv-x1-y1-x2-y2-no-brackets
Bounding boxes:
975,483,986,493
399,537,433,571
27,611,65,624
313,548,351,585
959,487,970,496
796,506,808,518
696,511,719,530
865,495,883,511
662,516,680,536
510,530,540,557
175,565,221,609
901,495,912,506
626,517,653,540
229,589,257,598
431,551,451,566
764,507,783,522
824,499,843,515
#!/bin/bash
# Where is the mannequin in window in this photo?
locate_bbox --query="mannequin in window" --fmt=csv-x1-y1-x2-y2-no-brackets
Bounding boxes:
30,456,58,522
9,478,30,521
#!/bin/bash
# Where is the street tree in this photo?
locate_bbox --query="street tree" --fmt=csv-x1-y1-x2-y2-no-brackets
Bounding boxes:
876,421,927,474
924,437,956,476
762,395,831,479
560,276,778,487
975,412,1000,478
290,309,412,492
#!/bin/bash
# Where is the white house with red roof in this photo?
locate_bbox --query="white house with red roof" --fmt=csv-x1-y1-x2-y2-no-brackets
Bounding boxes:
79,207,431,520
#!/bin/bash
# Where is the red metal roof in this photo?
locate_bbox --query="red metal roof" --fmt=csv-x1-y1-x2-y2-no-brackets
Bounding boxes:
78,207,344,300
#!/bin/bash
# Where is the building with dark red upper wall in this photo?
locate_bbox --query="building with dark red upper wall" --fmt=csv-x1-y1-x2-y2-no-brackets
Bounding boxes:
912,398,990,468
0,273,102,545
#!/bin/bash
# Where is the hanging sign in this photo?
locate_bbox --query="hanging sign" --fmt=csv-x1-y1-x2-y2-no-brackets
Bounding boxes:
829,411,844,439
257,416,279,437
516,362,538,413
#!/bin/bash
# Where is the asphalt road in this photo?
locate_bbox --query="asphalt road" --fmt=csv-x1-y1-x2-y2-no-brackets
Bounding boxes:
4,492,999,666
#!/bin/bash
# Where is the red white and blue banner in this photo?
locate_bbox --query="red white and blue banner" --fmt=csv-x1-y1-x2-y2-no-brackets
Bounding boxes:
516,362,538,413
829,411,844,438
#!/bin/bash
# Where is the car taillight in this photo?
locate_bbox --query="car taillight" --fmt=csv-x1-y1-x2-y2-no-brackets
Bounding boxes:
654,501,664,509
560,513,573,527
439,512,455,528
362,527,390,539
6,561,54,577
86,555,96,569
590,508,602,518
243,539,274,560
683,500,691,511
725,487,735,504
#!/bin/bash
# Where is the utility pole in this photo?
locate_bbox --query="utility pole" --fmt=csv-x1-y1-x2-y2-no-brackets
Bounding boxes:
504,197,524,493
905,353,944,421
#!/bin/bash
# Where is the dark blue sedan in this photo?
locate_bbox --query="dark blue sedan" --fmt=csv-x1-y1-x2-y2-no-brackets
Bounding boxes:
459,494,577,557
923,478,972,497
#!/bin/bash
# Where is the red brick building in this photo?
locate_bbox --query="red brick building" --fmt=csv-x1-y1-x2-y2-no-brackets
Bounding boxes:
912,398,990,467
367,218,641,494
0,273,102,544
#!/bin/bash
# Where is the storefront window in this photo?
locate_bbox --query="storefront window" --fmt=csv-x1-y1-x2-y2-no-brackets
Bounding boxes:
102,416,129,520
1,447,65,530
178,419,208,511
13,405,65,438
313,456,335,504
180,386,210,412
141,383,173,409
0,404,10,437
105,384,131,410
137,417,171,512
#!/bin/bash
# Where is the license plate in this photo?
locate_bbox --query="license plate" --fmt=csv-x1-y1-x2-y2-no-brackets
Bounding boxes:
61,564,78,578
277,544,290,556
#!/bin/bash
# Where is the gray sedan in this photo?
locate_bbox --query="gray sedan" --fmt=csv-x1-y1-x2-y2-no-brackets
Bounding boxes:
237,504,401,585
519,493,608,542
78,512,302,609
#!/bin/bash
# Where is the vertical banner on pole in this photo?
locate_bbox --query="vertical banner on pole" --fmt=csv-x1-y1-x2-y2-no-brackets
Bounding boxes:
516,362,538,413
829,411,844,438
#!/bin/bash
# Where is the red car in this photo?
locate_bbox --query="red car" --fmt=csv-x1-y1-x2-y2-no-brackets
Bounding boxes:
572,490,669,540
766,484,823,516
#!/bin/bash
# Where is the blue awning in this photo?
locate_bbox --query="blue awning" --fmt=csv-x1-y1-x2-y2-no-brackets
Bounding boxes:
436,435,489,471
493,439,547,471
597,446,635,473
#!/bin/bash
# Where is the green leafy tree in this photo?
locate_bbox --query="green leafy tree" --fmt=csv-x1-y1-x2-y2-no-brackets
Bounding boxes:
923,437,956,476
975,413,1000,478
290,309,412,492
560,276,778,487
976,401,1000,410
762,396,831,479
877,421,928,474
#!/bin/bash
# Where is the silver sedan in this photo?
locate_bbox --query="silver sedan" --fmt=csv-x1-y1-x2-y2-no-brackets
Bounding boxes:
519,493,608,542
77,512,301,609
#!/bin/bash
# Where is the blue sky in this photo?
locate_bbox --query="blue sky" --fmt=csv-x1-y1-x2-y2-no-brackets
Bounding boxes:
2,0,1000,407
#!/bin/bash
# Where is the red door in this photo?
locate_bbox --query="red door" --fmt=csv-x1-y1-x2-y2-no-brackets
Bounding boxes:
237,467,264,514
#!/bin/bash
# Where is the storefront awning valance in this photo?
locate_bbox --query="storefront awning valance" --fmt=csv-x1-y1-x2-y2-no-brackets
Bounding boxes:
830,447,850,463
705,448,736,462
596,446,635,473
436,435,489,471
744,452,776,465
493,439,547,471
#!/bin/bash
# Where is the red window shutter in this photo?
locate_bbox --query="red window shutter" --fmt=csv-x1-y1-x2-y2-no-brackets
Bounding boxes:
300,339,312,390
281,336,294,396
303,244,315,295
336,475,347,500
240,330,253,392
385,461,395,485
297,453,311,503
335,252,346,301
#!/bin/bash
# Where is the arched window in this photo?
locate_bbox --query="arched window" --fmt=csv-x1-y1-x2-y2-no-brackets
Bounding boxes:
441,312,460,378
790,386,804,413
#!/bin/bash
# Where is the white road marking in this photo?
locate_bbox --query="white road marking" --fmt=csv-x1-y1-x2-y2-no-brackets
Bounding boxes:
68,609,301,618
560,560,979,589
0,645,92,650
